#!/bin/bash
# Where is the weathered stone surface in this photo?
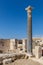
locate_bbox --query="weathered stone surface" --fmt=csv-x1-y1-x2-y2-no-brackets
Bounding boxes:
35,46,42,59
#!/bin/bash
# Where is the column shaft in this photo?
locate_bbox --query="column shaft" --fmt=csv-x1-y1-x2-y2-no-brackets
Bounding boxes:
27,12,32,53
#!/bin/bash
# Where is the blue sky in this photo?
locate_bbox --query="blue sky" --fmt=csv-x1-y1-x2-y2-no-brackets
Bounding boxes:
0,0,43,39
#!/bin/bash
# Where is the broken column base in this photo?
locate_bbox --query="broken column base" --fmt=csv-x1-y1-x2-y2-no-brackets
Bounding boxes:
35,46,42,59
25,53,33,59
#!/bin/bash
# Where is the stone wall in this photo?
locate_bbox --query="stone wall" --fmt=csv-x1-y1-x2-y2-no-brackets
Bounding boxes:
0,39,10,53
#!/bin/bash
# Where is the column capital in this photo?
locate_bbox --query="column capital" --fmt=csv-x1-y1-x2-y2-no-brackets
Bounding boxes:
25,6,33,13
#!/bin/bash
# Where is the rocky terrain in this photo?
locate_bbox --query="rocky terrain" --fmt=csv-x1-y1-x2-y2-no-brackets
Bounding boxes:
0,53,43,65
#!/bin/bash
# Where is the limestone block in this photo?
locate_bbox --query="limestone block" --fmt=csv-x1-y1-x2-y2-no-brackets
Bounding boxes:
35,46,42,59
32,49,35,55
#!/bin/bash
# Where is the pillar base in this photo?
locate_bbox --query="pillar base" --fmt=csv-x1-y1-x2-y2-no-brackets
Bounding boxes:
26,53,33,59
26,53,32,56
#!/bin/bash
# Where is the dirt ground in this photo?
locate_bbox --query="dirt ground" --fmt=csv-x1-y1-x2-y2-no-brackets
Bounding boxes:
5,59,43,65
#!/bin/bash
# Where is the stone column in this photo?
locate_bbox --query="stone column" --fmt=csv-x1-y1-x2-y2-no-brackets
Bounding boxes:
22,39,25,52
10,39,15,52
25,6,32,54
